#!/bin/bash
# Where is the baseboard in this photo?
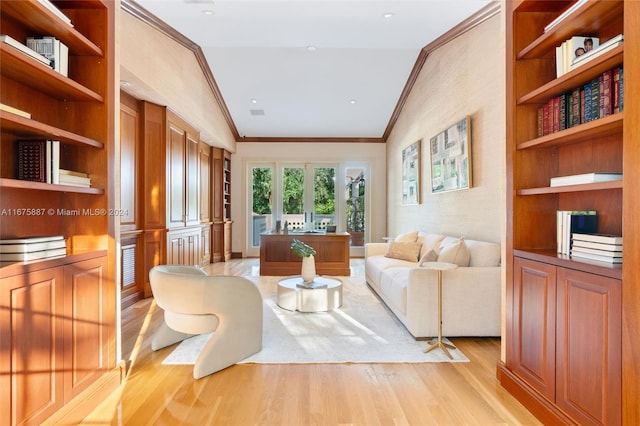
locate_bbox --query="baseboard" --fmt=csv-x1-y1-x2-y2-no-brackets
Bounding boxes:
231,251,243,259
496,362,575,425
41,364,124,426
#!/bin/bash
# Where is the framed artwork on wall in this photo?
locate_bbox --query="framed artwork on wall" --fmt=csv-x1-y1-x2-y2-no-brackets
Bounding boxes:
429,116,472,193
402,140,421,205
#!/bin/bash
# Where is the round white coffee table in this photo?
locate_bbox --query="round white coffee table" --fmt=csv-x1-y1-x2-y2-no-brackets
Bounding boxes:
277,276,343,312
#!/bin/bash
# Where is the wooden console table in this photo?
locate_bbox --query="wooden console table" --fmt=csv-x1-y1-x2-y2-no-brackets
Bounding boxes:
260,232,351,276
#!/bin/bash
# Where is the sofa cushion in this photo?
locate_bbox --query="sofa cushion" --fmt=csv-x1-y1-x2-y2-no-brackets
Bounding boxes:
385,241,422,262
379,268,410,314
365,255,417,286
416,233,446,258
437,238,470,266
465,239,501,267
418,249,439,266
394,230,419,243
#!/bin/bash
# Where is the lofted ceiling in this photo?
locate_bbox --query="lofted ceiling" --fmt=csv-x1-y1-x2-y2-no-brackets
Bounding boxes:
128,0,495,141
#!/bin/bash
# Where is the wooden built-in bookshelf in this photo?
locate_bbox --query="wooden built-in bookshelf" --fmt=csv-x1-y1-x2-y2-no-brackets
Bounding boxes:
0,1,118,424
500,1,639,425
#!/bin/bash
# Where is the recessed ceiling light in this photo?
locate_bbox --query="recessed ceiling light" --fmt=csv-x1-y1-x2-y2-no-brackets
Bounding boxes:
251,99,258,104
202,9,214,15
383,12,394,18
306,45,317,52
349,99,357,104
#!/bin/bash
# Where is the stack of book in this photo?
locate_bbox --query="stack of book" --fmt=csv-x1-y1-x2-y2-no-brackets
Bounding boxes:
557,210,598,255
59,169,91,188
26,36,69,76
571,233,622,264
0,236,66,262
17,140,90,187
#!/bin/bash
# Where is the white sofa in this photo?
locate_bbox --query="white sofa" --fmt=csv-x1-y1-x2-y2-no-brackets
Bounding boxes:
364,232,501,339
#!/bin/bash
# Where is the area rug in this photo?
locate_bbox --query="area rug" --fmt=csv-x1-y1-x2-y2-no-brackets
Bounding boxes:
162,275,469,364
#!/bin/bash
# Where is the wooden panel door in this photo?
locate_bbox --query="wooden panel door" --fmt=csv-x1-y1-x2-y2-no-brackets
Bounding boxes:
62,256,109,402
199,143,211,223
168,123,186,228
185,134,200,226
0,267,65,426
556,267,621,426
512,257,557,402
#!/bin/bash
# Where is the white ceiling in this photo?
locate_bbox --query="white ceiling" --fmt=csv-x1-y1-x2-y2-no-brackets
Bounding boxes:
132,0,493,139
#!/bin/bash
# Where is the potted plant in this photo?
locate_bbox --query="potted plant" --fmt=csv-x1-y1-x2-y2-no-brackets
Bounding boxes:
291,239,317,284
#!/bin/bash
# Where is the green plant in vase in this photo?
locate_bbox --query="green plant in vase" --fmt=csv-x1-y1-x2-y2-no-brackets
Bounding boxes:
290,239,317,257
291,239,317,285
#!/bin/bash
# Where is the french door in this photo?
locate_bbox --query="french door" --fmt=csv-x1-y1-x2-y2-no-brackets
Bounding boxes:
247,162,367,257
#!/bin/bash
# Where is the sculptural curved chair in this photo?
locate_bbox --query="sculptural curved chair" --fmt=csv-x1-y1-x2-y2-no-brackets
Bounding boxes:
149,265,263,379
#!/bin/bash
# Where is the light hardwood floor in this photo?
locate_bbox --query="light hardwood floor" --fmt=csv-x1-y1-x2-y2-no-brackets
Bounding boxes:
82,259,541,425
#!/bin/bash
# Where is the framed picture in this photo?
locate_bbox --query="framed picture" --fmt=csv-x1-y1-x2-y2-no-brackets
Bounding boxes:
429,116,472,193
402,140,421,204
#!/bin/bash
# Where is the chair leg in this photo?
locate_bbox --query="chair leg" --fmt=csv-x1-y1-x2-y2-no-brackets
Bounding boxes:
151,321,194,351
192,314,262,379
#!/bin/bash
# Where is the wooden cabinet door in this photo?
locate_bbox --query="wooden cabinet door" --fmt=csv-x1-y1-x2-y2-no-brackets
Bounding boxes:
62,257,110,402
167,233,184,265
201,225,211,265
556,268,621,426
0,267,65,426
512,257,557,401
212,222,224,262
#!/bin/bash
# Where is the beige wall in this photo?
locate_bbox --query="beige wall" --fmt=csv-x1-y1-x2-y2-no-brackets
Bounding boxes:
386,11,505,245
119,10,236,151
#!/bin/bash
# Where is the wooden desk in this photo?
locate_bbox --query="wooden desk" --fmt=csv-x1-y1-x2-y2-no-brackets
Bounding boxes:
260,232,351,276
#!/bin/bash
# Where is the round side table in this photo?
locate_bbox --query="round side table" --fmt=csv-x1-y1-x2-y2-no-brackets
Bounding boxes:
277,276,343,312
421,261,458,359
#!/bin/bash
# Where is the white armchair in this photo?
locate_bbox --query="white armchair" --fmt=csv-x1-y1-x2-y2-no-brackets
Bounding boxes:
149,265,263,379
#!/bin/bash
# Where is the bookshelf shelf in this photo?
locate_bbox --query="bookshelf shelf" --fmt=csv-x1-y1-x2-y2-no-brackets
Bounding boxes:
514,249,622,280
0,111,104,148
0,177,103,194
516,112,623,149
517,45,623,104
517,180,622,196
517,0,624,60
0,44,103,102
0,0,103,56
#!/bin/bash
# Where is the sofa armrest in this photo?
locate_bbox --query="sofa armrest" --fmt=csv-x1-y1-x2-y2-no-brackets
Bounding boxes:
365,243,389,258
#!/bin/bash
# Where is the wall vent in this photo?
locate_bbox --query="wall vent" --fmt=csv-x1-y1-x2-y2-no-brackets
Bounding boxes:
250,109,265,116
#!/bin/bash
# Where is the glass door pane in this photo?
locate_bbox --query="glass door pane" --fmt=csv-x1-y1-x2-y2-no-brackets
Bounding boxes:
251,166,273,249
312,166,336,230
282,166,305,230
346,168,366,246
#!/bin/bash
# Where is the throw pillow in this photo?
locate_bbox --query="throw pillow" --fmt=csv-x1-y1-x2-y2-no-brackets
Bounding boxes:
418,249,439,266
437,238,470,266
385,241,422,262
393,230,419,243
